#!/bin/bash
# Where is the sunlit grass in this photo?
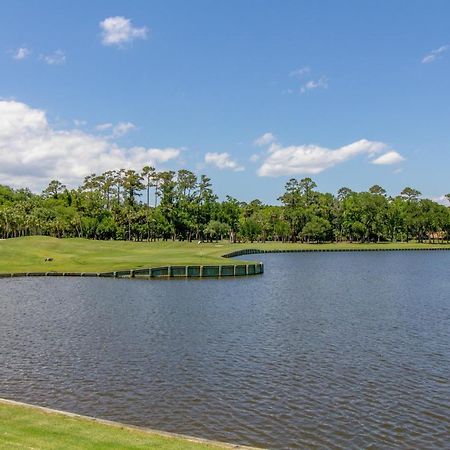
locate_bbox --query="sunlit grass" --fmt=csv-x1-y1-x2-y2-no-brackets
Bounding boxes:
0,236,449,274
0,400,230,449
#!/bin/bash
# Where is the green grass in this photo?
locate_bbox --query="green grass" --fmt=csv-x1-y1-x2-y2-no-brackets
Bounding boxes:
0,401,234,449
0,236,449,274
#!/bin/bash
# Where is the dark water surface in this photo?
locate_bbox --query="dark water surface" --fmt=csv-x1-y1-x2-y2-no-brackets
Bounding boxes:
1,252,450,449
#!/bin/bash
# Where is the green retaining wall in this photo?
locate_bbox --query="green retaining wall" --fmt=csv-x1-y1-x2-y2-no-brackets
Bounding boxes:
187,265,201,277
150,267,169,277
202,265,219,277
114,270,131,277
170,266,188,277
0,262,264,279
133,268,151,276
221,265,234,276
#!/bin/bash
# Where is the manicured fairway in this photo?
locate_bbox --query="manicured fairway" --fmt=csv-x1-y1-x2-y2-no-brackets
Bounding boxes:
0,400,245,450
0,236,449,274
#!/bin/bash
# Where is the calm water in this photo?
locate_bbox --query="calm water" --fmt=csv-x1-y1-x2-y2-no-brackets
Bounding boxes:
1,252,450,449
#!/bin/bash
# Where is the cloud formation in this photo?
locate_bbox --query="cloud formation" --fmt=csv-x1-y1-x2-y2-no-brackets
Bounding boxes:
256,137,404,177
13,47,31,60
434,194,450,205
73,119,87,127
96,122,136,137
371,151,405,165
300,77,328,94
284,66,329,95
100,16,148,47
289,66,310,77
254,132,275,147
0,101,181,190
422,45,448,64
40,50,66,65
112,122,136,137
204,152,244,172
96,123,113,131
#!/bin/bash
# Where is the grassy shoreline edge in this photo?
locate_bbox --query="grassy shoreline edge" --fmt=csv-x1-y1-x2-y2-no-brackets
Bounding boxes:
1,236,450,277
0,398,261,449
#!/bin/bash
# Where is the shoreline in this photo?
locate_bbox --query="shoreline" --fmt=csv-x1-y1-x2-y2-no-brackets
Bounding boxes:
0,397,261,449
0,236,450,279
0,262,264,279
222,245,450,258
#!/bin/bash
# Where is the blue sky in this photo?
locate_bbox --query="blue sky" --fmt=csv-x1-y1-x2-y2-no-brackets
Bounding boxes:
1,0,449,203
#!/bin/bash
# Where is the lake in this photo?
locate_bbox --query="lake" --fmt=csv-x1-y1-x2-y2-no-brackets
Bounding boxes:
1,251,449,449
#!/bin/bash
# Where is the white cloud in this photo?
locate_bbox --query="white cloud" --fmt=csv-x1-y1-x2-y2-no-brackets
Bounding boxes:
204,152,244,172
100,16,148,47
96,122,136,137
422,45,448,64
73,119,87,127
96,123,113,131
289,66,310,77
112,121,136,137
429,194,450,205
0,100,181,190
440,195,450,205
257,138,402,177
300,77,328,94
13,47,31,60
40,50,66,65
254,132,276,147
371,151,405,165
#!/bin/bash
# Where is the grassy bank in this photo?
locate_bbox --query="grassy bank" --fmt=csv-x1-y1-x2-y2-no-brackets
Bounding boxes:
0,399,250,449
1,236,450,274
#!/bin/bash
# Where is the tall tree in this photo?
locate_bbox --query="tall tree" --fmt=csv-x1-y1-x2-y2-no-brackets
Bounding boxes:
141,166,156,208
43,180,66,199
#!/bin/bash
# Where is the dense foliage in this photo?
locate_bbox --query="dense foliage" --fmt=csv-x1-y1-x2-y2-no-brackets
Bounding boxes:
1,168,450,243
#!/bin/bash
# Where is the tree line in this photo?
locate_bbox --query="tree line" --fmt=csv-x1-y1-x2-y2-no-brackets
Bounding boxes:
1,167,450,244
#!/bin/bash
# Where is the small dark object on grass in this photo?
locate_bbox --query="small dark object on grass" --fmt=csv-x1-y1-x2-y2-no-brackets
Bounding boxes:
44,258,54,262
